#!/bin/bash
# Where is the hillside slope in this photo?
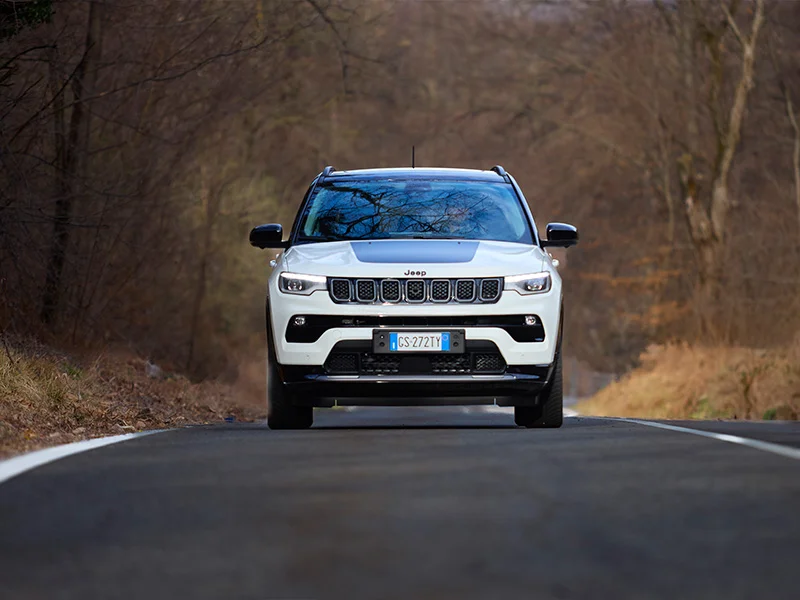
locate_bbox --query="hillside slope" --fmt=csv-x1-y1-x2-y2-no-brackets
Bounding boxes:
0,339,265,458
576,340,800,420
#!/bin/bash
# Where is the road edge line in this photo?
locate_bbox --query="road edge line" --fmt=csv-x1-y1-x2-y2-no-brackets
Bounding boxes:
0,430,170,486
618,418,800,461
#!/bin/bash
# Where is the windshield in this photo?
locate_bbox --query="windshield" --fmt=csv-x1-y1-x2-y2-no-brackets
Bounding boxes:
296,179,533,244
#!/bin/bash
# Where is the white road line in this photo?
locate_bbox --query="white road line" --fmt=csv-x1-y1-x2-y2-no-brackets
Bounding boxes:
0,430,167,486
619,418,800,461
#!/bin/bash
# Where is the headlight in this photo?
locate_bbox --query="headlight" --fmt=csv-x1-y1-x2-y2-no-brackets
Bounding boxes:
504,272,551,295
278,272,327,295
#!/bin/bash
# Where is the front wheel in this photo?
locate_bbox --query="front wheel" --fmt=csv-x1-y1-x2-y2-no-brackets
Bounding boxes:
514,352,563,429
267,359,313,429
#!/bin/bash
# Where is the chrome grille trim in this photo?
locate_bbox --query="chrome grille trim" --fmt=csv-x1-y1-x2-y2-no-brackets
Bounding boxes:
328,278,503,304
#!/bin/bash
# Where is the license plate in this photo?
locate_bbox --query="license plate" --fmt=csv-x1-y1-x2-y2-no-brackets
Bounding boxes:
391,332,449,352
372,330,465,354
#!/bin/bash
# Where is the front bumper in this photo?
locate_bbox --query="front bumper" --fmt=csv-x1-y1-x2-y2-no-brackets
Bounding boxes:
279,364,553,407
268,277,562,367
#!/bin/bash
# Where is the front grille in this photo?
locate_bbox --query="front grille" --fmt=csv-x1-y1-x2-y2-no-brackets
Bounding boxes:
406,280,425,302
331,279,351,302
380,279,401,302
455,279,475,302
430,280,450,302
329,278,503,304
480,279,500,301
355,279,377,302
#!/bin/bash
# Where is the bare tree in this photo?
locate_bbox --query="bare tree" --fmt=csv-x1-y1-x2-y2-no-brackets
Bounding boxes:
675,0,765,333
40,1,103,325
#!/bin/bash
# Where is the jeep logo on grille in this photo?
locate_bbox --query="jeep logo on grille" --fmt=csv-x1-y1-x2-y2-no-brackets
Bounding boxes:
404,270,427,276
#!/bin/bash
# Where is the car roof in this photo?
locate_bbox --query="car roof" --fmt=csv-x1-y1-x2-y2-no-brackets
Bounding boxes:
320,167,509,182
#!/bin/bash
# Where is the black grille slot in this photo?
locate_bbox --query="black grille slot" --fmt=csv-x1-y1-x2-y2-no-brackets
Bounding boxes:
474,353,505,373
380,279,401,302
325,353,358,374
355,279,377,302
331,279,350,302
430,280,450,302
431,354,471,374
406,280,425,302
480,279,500,301
455,280,475,302
361,354,401,374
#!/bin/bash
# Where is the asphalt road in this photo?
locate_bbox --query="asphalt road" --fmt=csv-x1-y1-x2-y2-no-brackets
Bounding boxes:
1,408,799,600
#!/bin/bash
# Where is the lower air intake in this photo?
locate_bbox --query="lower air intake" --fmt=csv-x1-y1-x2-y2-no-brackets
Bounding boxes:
431,354,471,374
324,353,358,374
474,353,505,373
360,354,401,374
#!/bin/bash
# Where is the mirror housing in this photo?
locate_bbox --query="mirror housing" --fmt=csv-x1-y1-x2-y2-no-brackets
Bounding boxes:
249,224,287,249
541,222,578,248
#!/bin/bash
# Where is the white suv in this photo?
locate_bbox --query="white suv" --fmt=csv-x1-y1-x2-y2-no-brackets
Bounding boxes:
250,166,578,429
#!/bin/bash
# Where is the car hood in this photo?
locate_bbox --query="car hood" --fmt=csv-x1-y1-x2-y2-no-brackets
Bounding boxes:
282,240,548,278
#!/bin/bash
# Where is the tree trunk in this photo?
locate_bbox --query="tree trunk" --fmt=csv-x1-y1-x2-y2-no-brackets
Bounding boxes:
186,168,219,372
677,0,699,152
40,2,103,326
678,154,722,329
678,0,765,337
783,88,800,236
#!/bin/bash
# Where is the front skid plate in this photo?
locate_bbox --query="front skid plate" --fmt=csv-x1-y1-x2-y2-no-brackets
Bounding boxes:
283,376,549,408
293,396,538,408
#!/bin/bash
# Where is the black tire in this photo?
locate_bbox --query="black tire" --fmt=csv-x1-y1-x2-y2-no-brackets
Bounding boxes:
266,310,312,430
514,352,564,428
267,359,313,429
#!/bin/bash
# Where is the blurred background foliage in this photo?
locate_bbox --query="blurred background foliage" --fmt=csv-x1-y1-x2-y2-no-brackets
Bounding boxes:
1,0,799,383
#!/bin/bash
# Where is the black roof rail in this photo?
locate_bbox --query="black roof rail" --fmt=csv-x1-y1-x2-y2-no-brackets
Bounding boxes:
490,165,507,177
321,166,336,178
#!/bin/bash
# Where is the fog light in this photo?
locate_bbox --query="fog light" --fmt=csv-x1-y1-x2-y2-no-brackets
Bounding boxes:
293,316,306,327
524,315,537,326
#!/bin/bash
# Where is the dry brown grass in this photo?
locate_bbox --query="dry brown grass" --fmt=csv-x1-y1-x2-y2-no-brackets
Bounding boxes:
576,337,800,420
0,339,265,458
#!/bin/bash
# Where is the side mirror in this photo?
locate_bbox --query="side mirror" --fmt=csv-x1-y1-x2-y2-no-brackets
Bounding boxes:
249,224,287,249
542,222,578,248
